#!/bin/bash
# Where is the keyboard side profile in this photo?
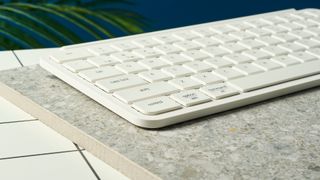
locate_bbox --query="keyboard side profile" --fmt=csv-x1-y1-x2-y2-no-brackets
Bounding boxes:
40,8,320,128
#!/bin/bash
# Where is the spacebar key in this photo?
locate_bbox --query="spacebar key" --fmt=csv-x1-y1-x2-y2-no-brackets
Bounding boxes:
114,82,179,104
228,61,320,92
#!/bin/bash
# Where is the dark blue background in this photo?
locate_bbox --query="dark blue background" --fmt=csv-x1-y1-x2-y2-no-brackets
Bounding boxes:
124,0,320,33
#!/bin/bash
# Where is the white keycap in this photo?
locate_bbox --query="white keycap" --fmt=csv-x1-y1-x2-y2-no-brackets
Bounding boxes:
204,57,233,68
193,38,220,47
162,65,194,77
111,52,141,62
96,74,147,93
50,50,93,63
191,72,223,85
111,42,138,51
133,48,162,58
161,54,190,65
228,60,320,92
289,30,313,39
233,63,264,75
245,19,269,27
293,20,318,28
224,54,252,64
220,43,247,53
87,56,119,67
211,25,235,34
261,46,288,56
306,27,320,36
295,39,320,49
273,33,297,42
139,70,172,82
256,36,281,45
115,62,147,74
79,66,123,82
247,28,271,36
276,14,300,22
133,38,160,47
272,56,300,66
153,34,179,43
192,28,216,36
139,58,169,69
171,90,211,106
183,61,213,72
228,22,252,30
154,44,181,54
307,48,320,57
238,39,264,49
261,17,285,25
263,25,288,34
132,96,181,115
114,82,179,104
88,45,117,55
202,46,229,56
169,77,202,90
278,43,305,52
229,31,255,40
212,34,237,43
214,68,244,80
253,59,282,71
174,41,201,51
289,52,317,62
200,83,239,99
278,22,303,30
63,60,95,73
243,49,271,60
173,31,199,40
181,50,209,60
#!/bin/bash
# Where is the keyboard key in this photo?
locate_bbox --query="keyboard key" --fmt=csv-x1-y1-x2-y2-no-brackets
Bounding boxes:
154,44,181,54
289,30,313,39
233,63,264,75
162,65,194,77
174,41,201,51
63,60,95,73
238,39,264,49
212,34,237,43
183,61,213,72
192,28,216,37
133,38,160,47
169,77,202,90
256,36,281,45
133,48,162,58
111,52,140,62
114,82,179,104
111,41,138,51
153,34,179,43
224,54,252,64
295,39,320,49
139,70,171,82
191,72,223,85
289,52,317,62
132,96,181,115
50,50,93,63
161,54,190,65
229,31,255,40
96,74,147,93
252,59,282,71
247,28,272,36
171,90,211,106
243,49,271,60
181,50,209,60
88,45,117,55
87,56,119,67
228,60,320,92
272,56,300,66
228,22,252,30
202,46,229,56
79,66,123,82
211,25,235,34
193,38,220,47
272,33,297,42
115,62,147,74
278,43,305,52
214,67,244,80
200,83,239,99
204,57,233,68
263,25,288,34
261,46,288,56
139,58,169,69
278,22,303,31
173,31,199,40
245,19,269,27
307,48,320,57
220,43,247,53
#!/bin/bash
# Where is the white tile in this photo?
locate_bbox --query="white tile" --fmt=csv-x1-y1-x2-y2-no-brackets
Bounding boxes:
0,51,21,71
0,151,97,180
14,48,59,66
83,151,130,180
0,121,76,158
0,96,34,123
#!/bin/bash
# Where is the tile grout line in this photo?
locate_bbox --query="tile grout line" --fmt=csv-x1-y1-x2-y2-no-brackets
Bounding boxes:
12,50,24,67
0,119,38,125
74,144,101,180
0,149,79,161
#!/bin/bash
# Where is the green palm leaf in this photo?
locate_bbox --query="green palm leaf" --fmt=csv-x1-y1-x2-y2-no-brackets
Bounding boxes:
0,1,148,50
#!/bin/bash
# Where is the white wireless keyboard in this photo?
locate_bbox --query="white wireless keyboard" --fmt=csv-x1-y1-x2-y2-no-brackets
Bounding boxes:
40,9,320,128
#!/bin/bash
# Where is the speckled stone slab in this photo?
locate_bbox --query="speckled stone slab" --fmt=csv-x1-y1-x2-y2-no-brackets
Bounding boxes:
0,65,320,180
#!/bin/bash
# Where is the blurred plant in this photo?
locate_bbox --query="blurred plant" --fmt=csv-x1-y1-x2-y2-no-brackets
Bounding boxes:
0,0,148,50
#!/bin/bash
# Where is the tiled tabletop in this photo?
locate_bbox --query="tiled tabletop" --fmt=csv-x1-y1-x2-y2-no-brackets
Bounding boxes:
0,49,129,180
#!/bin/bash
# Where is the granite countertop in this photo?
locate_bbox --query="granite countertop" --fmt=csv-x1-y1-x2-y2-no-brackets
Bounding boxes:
0,65,319,180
